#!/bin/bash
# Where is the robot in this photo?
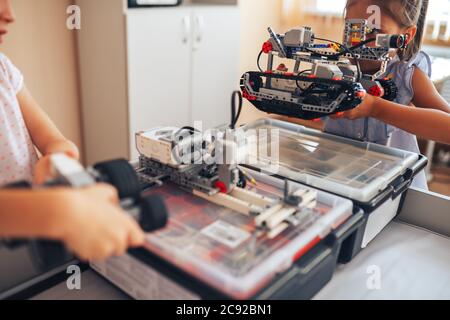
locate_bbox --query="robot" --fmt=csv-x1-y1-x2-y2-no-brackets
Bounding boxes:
136,126,318,239
241,19,406,120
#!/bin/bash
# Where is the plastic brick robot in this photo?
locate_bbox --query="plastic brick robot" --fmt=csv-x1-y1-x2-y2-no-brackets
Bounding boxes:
135,126,319,239
240,19,407,120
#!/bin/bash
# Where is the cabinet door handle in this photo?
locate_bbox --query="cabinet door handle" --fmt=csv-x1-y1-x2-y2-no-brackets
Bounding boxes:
193,15,205,50
182,15,191,44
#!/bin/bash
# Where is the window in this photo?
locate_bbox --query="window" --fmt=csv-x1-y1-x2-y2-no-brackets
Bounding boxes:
282,0,450,42
315,0,346,15
428,0,450,41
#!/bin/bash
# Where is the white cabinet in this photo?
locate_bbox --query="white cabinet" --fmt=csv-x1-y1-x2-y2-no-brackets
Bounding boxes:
127,6,240,159
77,0,240,163
190,7,240,129
127,8,192,131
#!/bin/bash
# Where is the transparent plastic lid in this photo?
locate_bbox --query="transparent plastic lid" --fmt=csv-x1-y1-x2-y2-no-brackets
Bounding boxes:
142,172,352,299
243,119,419,203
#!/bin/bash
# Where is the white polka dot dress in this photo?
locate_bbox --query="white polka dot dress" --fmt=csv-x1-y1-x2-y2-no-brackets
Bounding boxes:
0,53,38,186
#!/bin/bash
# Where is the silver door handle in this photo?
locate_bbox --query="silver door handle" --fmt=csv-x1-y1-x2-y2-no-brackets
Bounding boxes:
182,15,191,44
193,15,205,50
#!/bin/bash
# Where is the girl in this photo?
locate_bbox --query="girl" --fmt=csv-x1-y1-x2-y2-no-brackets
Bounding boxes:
325,0,450,190
0,0,78,186
0,0,145,260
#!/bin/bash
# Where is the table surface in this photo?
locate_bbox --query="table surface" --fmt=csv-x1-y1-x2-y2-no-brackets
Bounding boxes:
32,220,450,300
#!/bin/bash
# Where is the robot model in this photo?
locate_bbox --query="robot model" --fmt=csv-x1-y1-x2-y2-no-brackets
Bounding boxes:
136,126,318,239
241,19,407,120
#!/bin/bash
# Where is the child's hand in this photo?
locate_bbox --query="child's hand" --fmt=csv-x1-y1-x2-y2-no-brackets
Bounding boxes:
45,140,79,160
58,184,146,261
341,94,377,120
33,155,54,185
33,141,79,185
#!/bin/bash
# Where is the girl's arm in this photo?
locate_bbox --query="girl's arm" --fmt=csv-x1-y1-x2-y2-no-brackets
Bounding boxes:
17,85,79,183
411,68,450,113
342,94,450,144
0,188,71,239
18,85,79,158
0,185,145,261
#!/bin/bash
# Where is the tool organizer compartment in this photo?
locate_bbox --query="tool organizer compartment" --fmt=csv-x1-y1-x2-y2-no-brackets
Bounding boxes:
91,172,364,300
242,119,428,263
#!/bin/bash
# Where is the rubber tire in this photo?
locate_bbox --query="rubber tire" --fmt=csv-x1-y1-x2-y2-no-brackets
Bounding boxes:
139,195,169,232
379,79,398,102
94,159,141,200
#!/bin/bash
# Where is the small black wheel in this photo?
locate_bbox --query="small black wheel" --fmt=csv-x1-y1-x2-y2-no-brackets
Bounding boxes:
237,170,247,189
94,159,141,200
139,195,168,232
248,73,263,92
378,79,398,101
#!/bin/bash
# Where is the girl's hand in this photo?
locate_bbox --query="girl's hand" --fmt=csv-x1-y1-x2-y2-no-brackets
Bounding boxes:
33,155,54,185
58,184,146,261
341,94,377,120
33,141,79,185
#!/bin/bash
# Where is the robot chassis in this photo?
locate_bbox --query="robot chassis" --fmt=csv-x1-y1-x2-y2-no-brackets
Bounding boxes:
136,127,318,239
240,19,406,120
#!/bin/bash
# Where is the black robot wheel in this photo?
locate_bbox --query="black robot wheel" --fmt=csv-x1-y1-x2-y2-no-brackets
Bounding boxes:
138,195,169,232
378,79,398,102
94,159,142,200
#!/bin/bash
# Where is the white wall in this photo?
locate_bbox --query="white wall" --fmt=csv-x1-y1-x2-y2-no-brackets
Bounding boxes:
238,0,282,124
0,0,83,154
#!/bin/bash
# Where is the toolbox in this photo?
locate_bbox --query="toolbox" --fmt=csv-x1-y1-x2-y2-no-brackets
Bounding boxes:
91,118,427,300
91,173,364,300
241,119,428,263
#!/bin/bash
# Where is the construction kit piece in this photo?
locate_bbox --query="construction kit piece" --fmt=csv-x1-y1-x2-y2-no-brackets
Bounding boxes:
241,19,406,120
136,127,318,239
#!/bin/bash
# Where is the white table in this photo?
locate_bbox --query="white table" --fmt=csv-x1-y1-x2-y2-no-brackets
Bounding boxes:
315,221,450,299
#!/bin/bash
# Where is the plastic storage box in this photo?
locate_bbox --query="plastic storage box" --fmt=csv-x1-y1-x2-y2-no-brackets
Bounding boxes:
91,173,363,300
241,119,428,262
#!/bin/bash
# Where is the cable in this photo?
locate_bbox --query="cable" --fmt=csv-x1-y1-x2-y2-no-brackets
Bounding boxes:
295,69,312,90
312,36,344,48
306,45,363,81
257,50,264,72
348,38,376,51
175,126,199,136
310,37,376,59
310,36,372,81
230,90,243,130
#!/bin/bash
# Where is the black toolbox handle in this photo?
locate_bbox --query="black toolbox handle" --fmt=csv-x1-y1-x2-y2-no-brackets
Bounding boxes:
392,177,411,199
392,155,428,199
295,210,365,271
332,210,365,243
